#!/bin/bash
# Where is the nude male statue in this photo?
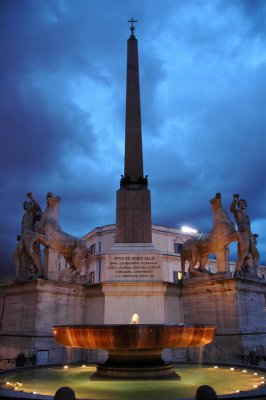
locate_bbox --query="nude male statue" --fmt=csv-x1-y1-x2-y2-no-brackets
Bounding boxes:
230,194,256,274
14,192,43,279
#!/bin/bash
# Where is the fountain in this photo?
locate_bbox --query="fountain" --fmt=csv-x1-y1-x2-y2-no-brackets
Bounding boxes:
1,362,266,399
1,21,266,400
52,323,216,379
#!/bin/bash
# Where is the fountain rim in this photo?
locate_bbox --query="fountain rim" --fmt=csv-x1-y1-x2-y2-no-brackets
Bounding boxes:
52,323,217,328
0,362,266,400
51,323,217,351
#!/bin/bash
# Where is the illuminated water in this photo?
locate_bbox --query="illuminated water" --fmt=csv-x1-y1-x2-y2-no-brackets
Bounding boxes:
0,364,265,399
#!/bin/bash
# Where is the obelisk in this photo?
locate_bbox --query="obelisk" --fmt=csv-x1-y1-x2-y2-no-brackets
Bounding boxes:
116,20,152,244
105,21,163,287
103,23,167,324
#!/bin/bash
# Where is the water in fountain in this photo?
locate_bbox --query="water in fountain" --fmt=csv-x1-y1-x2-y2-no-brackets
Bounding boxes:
0,363,265,400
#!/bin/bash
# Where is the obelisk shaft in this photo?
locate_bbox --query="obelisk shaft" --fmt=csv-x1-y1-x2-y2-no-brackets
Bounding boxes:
124,35,143,181
116,32,152,244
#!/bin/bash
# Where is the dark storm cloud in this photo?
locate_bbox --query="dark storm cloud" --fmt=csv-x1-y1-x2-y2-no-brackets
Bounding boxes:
0,0,266,280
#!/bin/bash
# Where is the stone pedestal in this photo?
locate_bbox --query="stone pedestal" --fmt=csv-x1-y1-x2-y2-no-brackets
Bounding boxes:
95,348,179,380
84,281,183,325
182,275,266,364
43,248,61,280
116,188,152,243
0,280,86,369
92,243,181,324
215,247,230,274
102,282,167,324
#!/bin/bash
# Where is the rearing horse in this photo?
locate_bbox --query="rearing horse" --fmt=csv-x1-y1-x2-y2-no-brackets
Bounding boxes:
181,193,245,278
32,192,90,270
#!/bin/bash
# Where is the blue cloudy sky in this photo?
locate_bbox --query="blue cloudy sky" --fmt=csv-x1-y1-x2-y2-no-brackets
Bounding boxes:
1,0,265,280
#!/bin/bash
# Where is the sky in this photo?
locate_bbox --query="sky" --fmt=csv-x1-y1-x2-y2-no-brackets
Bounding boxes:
1,0,266,280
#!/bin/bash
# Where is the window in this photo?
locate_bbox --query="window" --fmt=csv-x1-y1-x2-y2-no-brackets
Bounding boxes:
89,271,95,284
174,243,183,254
173,271,182,282
89,244,96,254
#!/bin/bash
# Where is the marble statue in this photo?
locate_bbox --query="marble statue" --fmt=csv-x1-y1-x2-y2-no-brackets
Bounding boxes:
181,193,245,278
13,192,43,279
250,234,260,276
230,194,259,276
30,192,90,270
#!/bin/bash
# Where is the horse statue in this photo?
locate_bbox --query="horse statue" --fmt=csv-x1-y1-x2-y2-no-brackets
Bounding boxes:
31,192,90,270
181,193,245,278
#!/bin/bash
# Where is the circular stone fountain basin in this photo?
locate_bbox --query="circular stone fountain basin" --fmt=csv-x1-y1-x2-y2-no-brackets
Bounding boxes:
52,324,215,349
52,324,216,379
1,363,265,400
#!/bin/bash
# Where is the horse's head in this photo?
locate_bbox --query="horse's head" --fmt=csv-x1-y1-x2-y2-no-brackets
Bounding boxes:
46,192,61,208
210,193,222,212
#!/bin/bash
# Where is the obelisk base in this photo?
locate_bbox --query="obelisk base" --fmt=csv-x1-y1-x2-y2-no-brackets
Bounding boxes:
116,187,152,243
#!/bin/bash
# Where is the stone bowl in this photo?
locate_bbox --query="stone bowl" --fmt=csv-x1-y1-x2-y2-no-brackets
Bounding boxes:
52,324,216,350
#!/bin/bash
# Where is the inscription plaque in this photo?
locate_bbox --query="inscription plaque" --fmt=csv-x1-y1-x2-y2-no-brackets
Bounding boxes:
105,253,163,281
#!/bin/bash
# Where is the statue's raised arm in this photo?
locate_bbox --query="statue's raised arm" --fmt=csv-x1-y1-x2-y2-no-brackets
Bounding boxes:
230,193,239,215
27,192,42,221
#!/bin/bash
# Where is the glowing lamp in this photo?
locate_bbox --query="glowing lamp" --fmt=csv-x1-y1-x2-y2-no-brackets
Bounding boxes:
181,226,198,233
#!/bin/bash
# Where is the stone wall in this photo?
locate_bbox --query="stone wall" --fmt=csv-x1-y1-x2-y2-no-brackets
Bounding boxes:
0,280,87,369
182,275,266,365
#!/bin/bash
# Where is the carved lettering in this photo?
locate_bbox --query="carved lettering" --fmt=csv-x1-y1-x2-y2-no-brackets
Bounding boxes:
106,253,162,280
